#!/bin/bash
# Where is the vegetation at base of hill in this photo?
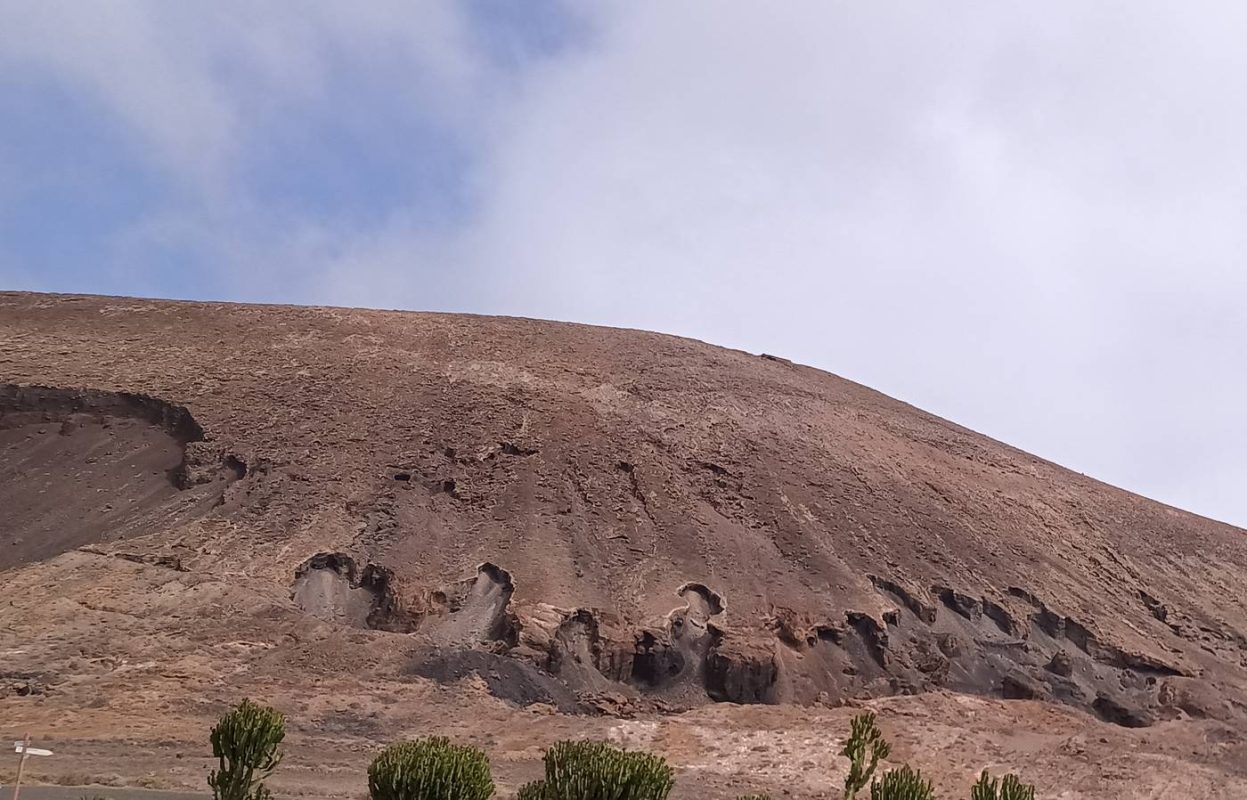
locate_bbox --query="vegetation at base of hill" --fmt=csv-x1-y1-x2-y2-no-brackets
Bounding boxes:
369,737,494,800
208,699,285,800
843,711,891,798
202,702,1037,799
971,770,1037,800
870,764,935,800
516,740,674,800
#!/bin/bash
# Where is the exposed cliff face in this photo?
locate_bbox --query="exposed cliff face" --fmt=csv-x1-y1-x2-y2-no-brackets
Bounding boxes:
1,291,1245,737
0,384,239,569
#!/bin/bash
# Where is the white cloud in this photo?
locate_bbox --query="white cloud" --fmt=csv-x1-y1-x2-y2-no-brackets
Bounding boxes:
2,2,234,190
320,2,1247,522
0,1,484,193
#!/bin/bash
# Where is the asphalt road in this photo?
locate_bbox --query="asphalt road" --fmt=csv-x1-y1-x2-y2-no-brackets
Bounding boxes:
0,787,206,800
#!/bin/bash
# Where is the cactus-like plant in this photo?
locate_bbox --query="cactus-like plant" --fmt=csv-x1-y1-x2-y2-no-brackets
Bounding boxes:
518,740,674,800
368,737,494,800
971,770,1035,800
515,783,546,800
208,699,285,800
869,765,934,800
736,795,772,800
842,712,892,800
999,774,1035,800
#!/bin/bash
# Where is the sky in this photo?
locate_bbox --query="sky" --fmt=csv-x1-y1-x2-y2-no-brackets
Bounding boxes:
1,2,1245,526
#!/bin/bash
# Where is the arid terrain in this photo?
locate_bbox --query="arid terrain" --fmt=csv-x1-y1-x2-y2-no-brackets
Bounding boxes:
1,291,1245,798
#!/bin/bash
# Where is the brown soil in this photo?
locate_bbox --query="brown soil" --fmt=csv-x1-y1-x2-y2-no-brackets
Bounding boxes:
1,291,1245,798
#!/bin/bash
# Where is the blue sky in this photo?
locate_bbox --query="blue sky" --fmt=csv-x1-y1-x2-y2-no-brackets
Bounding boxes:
2,2,1246,526
0,2,587,300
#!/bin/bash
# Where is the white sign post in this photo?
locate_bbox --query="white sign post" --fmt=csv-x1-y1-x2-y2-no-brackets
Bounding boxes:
11,735,52,800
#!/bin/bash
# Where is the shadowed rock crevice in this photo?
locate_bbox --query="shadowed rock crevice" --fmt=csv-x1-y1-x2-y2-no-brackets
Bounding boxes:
422,562,520,647
589,583,730,705
503,576,1198,725
548,609,630,689
823,578,1191,726
292,552,415,632
294,558,518,641
487,582,770,709
705,637,778,704
869,576,936,623
301,556,1206,727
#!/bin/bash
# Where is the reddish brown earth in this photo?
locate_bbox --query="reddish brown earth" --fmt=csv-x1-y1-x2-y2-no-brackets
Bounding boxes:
1,291,1245,798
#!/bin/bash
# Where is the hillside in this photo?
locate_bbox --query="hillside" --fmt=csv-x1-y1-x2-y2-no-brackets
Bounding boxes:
1,291,1245,798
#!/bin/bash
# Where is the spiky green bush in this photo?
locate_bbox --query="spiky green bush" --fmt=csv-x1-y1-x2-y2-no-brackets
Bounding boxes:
736,795,772,800
208,699,285,800
517,740,674,800
970,770,1035,800
368,737,493,800
515,783,546,800
869,765,934,800
842,712,891,800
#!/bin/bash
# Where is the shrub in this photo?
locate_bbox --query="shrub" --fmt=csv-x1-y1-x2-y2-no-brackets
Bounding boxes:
970,770,1035,800
515,784,545,800
518,740,674,800
842,712,891,800
368,737,493,800
208,699,285,800
869,766,934,800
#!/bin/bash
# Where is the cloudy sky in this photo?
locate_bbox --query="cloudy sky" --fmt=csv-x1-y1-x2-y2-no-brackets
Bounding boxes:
1,2,1244,526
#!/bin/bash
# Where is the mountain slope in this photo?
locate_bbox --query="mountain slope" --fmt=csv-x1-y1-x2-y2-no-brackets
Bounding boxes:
1,291,1245,795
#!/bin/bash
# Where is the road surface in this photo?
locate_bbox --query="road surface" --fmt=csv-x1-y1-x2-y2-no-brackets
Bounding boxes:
0,787,206,800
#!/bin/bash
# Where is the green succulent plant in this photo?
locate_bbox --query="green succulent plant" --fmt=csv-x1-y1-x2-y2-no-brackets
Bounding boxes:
208,699,285,800
869,765,935,800
367,737,494,800
843,712,892,800
517,740,674,800
970,770,1035,800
